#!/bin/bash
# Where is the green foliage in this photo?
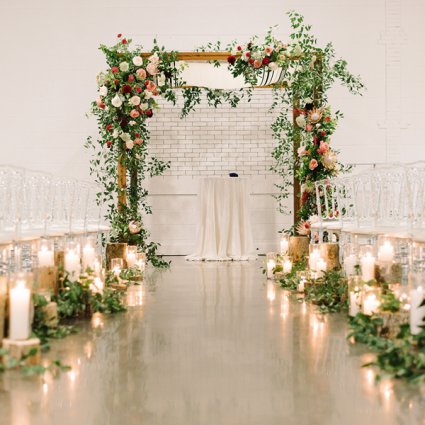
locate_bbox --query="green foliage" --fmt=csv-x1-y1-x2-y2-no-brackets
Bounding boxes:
305,269,348,313
56,274,126,319
279,258,307,290
380,291,401,313
348,314,425,382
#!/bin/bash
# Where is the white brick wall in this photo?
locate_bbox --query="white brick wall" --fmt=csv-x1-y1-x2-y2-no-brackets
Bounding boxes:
148,91,278,177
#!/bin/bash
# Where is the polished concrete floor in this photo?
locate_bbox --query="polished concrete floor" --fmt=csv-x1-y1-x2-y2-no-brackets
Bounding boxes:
0,258,424,425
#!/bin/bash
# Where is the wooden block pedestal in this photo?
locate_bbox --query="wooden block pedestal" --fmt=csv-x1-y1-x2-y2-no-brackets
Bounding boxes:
2,338,41,366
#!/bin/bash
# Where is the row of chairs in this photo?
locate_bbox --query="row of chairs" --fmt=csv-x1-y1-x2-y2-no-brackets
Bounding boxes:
312,162,425,242
0,165,110,244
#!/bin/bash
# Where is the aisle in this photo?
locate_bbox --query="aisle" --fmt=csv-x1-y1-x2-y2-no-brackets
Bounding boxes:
0,258,423,425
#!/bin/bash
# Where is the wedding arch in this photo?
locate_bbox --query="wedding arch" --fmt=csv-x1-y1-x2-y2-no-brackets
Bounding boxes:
86,11,364,267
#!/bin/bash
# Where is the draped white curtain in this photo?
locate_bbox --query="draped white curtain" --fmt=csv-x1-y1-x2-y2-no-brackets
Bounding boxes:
186,177,256,261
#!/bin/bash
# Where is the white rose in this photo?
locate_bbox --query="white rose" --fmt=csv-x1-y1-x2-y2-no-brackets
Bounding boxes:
129,95,141,106
99,86,108,96
112,129,119,138
132,56,143,67
149,53,159,64
268,62,279,71
144,90,153,99
295,115,306,128
292,44,302,57
139,103,148,111
129,120,136,126
120,132,131,142
126,140,134,150
119,61,129,72
111,94,123,108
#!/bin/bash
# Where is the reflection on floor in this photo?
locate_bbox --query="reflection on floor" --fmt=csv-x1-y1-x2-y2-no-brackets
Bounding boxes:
0,257,424,425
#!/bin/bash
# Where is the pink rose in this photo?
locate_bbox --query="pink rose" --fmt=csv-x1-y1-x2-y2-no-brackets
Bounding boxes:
264,46,273,55
309,159,318,170
130,109,140,118
146,62,159,76
145,81,157,92
128,221,141,234
253,60,262,69
136,68,147,80
317,141,329,155
96,97,105,109
305,124,313,132
134,138,143,145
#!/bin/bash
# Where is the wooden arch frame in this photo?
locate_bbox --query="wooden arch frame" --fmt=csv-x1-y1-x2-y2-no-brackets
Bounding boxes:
119,51,321,224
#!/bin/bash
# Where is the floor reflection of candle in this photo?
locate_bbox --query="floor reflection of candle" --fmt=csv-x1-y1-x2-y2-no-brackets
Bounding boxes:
267,282,276,302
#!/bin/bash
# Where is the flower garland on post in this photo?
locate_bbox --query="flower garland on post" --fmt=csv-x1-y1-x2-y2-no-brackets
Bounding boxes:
86,35,181,267
221,11,364,234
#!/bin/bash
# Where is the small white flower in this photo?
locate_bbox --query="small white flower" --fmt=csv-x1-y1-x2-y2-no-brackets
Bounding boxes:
129,120,136,126
132,56,143,67
295,115,306,128
292,44,302,57
119,61,129,72
126,140,134,150
305,97,313,104
111,94,123,108
144,90,153,99
148,53,159,64
99,86,108,96
129,95,141,106
139,103,148,111
112,129,119,138
252,51,261,60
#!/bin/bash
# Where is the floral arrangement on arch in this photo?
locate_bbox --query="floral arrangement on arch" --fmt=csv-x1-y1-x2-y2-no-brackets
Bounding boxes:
86,34,181,267
294,102,347,233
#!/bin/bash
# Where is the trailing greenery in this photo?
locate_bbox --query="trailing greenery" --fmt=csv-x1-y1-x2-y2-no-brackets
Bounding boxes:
348,314,425,383
279,258,307,290
56,273,127,319
305,269,348,313
32,294,78,350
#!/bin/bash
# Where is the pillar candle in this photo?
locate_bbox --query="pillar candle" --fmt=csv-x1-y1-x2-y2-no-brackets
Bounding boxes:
283,259,292,274
410,287,425,335
82,244,96,271
38,246,54,267
344,254,358,276
377,241,394,264
297,278,306,293
363,293,380,315
9,280,31,340
360,253,375,282
309,250,320,271
127,252,137,267
266,259,275,279
316,258,327,277
65,249,81,278
280,238,289,255
349,291,361,317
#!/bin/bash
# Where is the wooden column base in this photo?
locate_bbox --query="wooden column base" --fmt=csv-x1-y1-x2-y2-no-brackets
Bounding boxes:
106,243,128,270
2,338,41,366
289,236,309,262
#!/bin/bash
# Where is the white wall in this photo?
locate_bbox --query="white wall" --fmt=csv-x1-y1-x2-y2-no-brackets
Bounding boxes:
0,0,424,253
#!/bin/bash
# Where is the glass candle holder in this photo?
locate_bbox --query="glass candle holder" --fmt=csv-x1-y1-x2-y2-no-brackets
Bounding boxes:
64,240,81,279
9,272,33,340
409,271,425,335
362,285,381,315
82,236,96,272
308,245,321,272
136,253,146,273
111,258,124,277
348,276,363,317
37,238,54,268
266,258,276,279
359,245,376,282
343,243,358,277
126,246,138,268
279,235,289,256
